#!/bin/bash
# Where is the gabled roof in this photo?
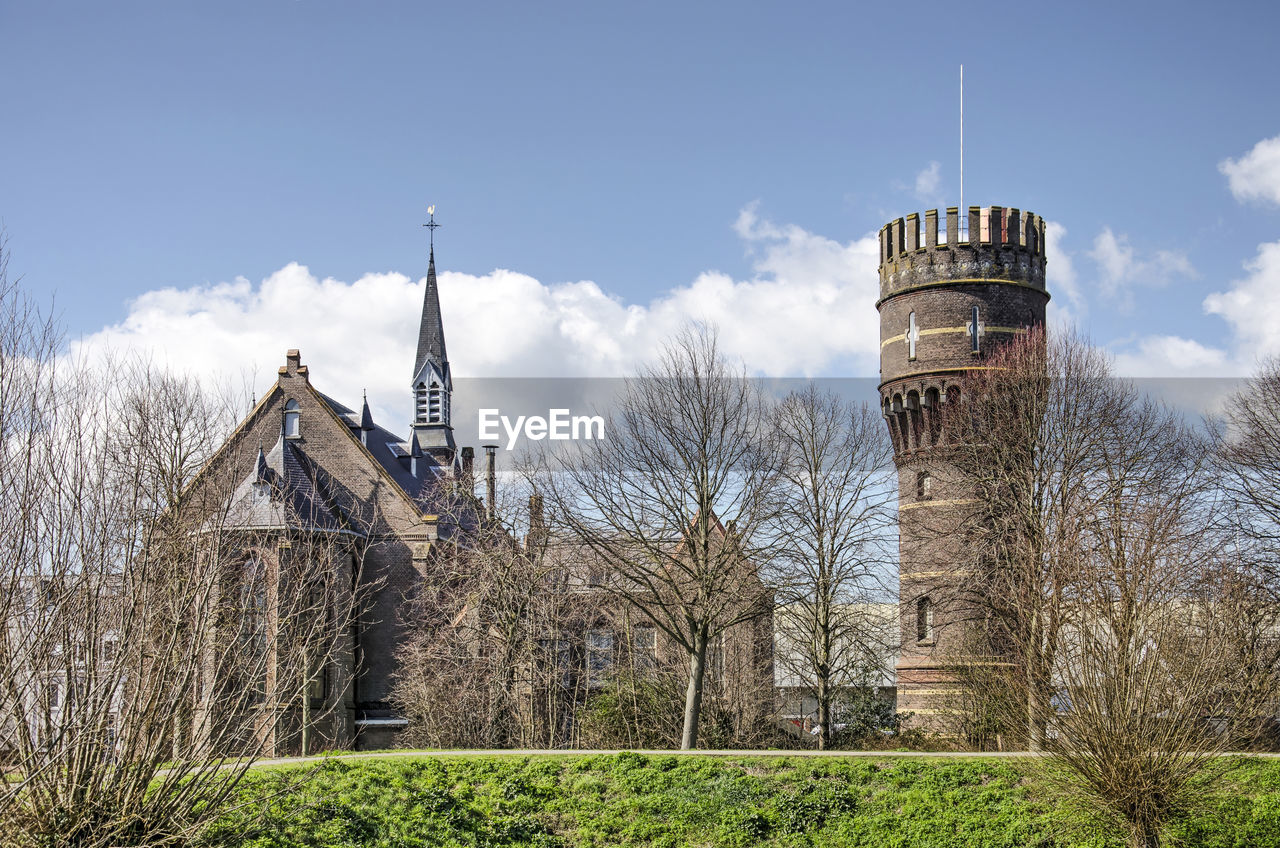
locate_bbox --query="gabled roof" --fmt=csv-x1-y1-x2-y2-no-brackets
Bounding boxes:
313,391,476,529
225,433,356,535
314,391,446,497
188,350,477,530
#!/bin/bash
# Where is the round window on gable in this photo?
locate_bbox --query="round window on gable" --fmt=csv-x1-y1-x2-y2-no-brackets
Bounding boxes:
284,399,301,438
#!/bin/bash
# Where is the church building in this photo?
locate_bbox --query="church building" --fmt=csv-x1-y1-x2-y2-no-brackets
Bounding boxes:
196,235,477,754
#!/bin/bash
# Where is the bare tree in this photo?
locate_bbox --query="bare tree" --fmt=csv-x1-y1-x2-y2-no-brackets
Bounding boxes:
947,327,1263,847
547,325,779,749
1211,356,1280,745
1216,356,1280,573
1041,390,1227,848
771,386,895,749
938,327,1113,749
0,250,366,846
391,468,606,749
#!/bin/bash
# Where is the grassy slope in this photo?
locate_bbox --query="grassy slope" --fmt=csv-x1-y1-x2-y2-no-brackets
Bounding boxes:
199,754,1280,848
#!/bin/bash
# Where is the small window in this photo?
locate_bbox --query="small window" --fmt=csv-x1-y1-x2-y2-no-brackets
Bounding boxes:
916,471,932,501
284,399,301,438
48,679,61,709
916,597,934,643
586,629,613,687
309,664,329,703
415,382,428,422
632,626,657,671
428,384,442,423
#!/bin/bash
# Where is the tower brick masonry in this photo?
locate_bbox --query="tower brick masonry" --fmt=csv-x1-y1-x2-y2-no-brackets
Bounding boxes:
877,205,1049,732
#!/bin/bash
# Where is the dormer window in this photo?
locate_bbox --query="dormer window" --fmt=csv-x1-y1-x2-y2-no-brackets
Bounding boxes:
284,400,301,438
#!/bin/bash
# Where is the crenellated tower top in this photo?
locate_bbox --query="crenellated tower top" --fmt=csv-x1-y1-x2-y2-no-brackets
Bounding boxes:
878,206,1047,304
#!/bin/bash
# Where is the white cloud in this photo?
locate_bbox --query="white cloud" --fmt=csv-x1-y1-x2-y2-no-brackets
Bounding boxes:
1087,227,1195,310
1110,334,1230,378
1219,134,1280,206
72,207,883,428
1106,133,1280,378
1043,220,1083,327
1109,239,1280,378
1204,239,1280,361
913,161,942,203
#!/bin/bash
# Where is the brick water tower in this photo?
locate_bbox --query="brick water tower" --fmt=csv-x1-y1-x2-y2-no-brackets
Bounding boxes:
877,205,1048,730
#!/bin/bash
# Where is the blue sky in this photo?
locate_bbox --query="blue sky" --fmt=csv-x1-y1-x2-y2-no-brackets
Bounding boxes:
3,1,1279,421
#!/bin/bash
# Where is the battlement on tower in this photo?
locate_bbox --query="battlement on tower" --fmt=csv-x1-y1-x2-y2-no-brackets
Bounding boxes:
877,206,1047,302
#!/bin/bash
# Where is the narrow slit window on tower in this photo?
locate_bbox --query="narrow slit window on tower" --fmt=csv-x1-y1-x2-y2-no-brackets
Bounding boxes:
916,596,934,644
969,305,981,354
284,399,301,438
907,311,918,360
916,471,932,501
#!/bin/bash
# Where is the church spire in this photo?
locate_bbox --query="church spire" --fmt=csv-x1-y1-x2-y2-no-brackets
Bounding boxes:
411,205,455,457
413,244,448,381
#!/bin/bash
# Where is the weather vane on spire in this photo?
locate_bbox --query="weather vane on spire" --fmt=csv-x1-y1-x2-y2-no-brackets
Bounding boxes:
423,205,441,252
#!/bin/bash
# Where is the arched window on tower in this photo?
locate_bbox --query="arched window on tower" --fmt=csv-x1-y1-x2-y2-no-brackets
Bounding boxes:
284,399,301,438
916,596,934,644
415,382,428,423
925,387,942,444
428,379,443,423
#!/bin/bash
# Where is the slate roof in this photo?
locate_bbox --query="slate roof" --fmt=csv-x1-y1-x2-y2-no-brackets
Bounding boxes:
412,250,448,382
314,391,476,528
225,432,356,535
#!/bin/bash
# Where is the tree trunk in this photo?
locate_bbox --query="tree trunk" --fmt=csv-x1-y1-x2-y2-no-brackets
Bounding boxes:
816,679,830,751
681,629,708,750
1130,822,1162,848
1026,684,1042,752
301,646,311,757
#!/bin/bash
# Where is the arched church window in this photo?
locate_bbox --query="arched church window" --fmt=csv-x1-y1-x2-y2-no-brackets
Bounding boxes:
238,557,268,700
284,399,301,438
307,582,331,705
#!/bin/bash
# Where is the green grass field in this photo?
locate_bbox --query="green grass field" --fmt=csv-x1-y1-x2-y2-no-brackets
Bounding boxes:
197,753,1280,848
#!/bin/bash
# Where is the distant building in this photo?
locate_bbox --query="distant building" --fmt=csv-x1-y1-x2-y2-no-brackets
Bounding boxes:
773,601,897,721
